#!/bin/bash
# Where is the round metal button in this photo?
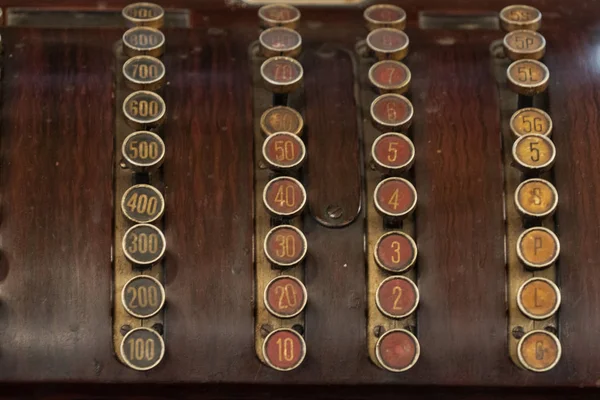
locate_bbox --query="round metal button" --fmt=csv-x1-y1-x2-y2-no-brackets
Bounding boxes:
499,5,542,32
510,107,552,138
371,94,413,132
512,134,555,174
375,329,420,372
123,90,166,129
260,106,304,137
120,327,165,371
369,60,411,94
504,30,546,61
122,275,166,319
122,131,166,172
264,224,308,267
262,132,306,171
123,55,166,91
260,56,304,94
376,276,419,319
122,2,165,29
517,330,561,372
507,59,549,96
259,27,302,58
366,28,409,61
121,184,165,224
517,227,560,269
264,275,308,318
122,223,166,266
263,176,307,218
364,4,407,31
123,26,165,58
262,328,306,371
515,178,558,219
374,177,417,219
374,231,417,273
258,4,301,29
372,132,415,174
517,277,561,320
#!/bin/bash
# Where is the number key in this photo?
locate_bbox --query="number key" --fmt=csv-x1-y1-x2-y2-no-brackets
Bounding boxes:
123,55,165,91
372,132,415,174
121,184,165,224
376,276,419,319
120,327,165,371
122,275,166,318
510,107,552,138
123,90,166,129
512,134,555,174
122,131,165,172
374,177,417,219
264,275,307,318
263,176,306,218
122,223,166,266
264,224,307,267
262,132,306,171
374,231,417,273
507,59,549,96
122,26,165,58
262,328,306,371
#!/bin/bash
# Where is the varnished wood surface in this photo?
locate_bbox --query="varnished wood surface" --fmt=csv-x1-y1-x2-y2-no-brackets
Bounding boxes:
546,29,600,386
0,0,600,394
303,45,361,227
408,30,509,385
0,28,118,380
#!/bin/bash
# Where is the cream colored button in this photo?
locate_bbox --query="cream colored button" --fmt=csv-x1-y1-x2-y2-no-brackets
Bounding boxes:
517,330,561,372
515,178,558,219
517,277,561,320
507,59,549,96
512,134,555,173
510,107,552,138
499,5,542,32
516,226,560,269
504,30,546,61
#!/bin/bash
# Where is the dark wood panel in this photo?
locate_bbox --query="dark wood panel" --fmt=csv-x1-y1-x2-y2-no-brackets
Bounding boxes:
303,46,361,227
546,29,600,387
159,28,258,380
0,28,118,380
409,30,510,385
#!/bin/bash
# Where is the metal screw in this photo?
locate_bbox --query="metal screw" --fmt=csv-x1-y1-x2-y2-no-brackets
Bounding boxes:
152,323,164,335
120,324,132,336
544,326,558,335
374,325,385,337
119,160,128,169
512,326,525,339
260,324,273,338
258,160,268,170
292,324,304,335
326,204,343,220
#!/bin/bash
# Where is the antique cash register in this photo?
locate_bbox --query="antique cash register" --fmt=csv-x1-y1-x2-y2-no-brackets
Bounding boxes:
0,0,597,398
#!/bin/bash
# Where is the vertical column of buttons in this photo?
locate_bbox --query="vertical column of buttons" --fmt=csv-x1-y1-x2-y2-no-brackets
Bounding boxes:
495,5,561,372
359,4,420,372
253,4,308,371
113,2,167,371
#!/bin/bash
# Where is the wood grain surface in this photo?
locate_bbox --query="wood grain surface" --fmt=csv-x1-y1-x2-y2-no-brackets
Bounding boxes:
303,45,361,227
0,0,600,396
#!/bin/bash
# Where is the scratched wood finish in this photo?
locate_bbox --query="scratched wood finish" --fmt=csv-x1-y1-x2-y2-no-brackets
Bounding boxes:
545,30,600,386
0,28,118,380
303,45,361,227
0,0,600,396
